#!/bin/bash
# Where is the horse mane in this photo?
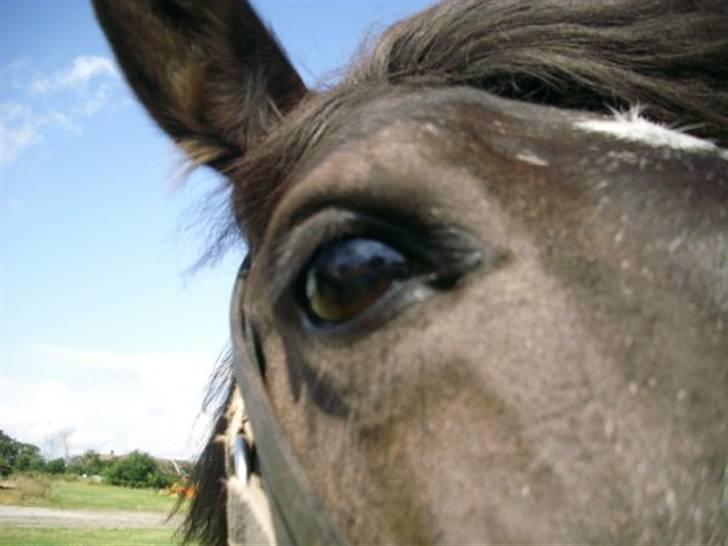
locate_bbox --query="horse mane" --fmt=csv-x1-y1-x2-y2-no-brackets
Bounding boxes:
177,353,234,546
357,0,728,131
183,1,727,543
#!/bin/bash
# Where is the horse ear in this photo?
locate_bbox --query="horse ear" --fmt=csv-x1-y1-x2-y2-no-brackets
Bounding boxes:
92,0,307,170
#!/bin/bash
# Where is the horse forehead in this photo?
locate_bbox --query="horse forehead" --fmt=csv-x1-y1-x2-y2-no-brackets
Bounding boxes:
286,89,726,205
299,88,720,170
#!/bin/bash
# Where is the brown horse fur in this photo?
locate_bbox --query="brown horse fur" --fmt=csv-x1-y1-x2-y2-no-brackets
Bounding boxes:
93,1,728,544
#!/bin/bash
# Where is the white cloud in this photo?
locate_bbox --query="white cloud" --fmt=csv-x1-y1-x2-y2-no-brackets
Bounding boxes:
2,346,218,460
30,55,119,95
0,102,81,165
0,119,42,164
76,83,115,116
1,101,31,122
1,55,124,166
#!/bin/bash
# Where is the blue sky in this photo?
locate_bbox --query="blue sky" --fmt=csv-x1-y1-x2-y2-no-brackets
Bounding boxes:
1,0,434,460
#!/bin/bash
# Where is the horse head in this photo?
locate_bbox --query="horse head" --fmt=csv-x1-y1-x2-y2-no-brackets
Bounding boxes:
93,1,728,544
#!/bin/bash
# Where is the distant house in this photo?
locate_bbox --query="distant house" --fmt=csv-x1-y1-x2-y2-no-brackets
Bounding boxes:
99,450,117,462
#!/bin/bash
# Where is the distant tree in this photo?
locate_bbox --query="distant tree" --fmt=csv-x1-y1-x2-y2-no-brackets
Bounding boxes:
103,451,175,488
46,458,66,474
67,450,108,476
0,430,45,471
0,431,16,464
15,447,46,472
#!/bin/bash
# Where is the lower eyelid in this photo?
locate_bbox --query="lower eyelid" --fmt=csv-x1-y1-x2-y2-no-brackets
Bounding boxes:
299,276,434,341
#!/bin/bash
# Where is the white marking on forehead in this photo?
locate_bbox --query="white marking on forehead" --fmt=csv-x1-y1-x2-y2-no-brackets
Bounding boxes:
574,106,728,160
515,151,550,167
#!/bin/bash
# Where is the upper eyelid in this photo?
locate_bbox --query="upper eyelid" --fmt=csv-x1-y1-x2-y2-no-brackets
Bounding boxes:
263,205,445,305
263,209,366,305
262,206,486,309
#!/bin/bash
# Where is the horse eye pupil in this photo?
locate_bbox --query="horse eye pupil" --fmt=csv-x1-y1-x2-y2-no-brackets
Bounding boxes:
303,238,410,323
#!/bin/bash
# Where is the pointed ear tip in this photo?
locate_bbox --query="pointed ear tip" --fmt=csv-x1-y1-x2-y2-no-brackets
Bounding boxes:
94,0,307,168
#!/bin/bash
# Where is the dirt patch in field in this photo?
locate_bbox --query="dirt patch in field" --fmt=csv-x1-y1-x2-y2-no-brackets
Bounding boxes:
0,505,183,529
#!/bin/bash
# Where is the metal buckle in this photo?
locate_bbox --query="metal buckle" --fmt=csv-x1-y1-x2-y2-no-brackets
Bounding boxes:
233,432,252,485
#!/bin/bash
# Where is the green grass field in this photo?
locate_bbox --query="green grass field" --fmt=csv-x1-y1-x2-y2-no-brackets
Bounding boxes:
0,528,189,546
0,475,195,545
0,475,180,512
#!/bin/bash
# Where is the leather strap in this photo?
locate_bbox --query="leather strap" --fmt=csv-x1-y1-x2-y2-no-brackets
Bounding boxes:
230,262,349,546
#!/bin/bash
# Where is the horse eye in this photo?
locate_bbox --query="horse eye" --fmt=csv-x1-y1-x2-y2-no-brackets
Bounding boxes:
301,238,411,324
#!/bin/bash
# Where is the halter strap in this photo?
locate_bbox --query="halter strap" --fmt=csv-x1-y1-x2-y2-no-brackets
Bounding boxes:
223,386,276,546
229,261,349,546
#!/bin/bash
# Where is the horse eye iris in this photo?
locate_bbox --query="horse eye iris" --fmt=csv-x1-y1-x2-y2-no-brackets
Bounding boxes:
303,238,411,324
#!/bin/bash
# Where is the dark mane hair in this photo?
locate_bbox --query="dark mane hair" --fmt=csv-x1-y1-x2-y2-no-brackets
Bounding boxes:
183,1,727,544
218,0,727,254
178,353,233,546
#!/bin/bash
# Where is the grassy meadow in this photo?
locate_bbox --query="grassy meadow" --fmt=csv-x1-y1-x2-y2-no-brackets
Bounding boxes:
0,474,180,512
0,474,195,546
0,528,184,546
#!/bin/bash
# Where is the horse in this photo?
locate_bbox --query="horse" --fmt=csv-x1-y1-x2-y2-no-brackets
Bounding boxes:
92,1,727,544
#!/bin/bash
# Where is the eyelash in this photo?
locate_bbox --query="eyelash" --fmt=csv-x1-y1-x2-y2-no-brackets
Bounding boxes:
272,211,442,291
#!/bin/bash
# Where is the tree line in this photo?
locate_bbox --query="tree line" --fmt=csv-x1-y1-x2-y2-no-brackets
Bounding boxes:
0,430,179,489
